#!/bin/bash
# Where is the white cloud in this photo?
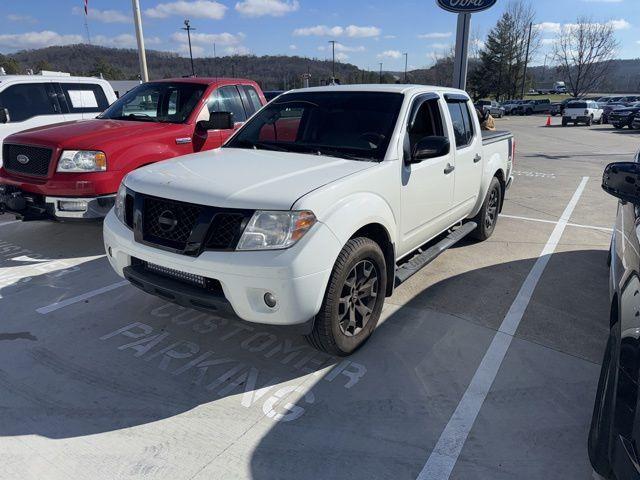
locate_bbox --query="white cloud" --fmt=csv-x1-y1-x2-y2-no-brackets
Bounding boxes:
335,43,365,52
345,25,380,38
145,1,227,20
176,43,206,57
289,44,297,50
384,34,396,39
609,19,631,30
225,45,252,55
582,0,623,2
541,38,557,45
7,14,37,24
377,49,402,59
535,22,561,33
72,7,130,23
170,31,246,46
0,31,83,50
94,34,161,49
235,0,299,17
293,25,344,36
430,43,450,50
293,24,380,38
335,52,349,61
418,32,452,39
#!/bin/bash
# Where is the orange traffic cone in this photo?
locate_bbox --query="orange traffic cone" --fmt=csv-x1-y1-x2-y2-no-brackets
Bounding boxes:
545,115,551,127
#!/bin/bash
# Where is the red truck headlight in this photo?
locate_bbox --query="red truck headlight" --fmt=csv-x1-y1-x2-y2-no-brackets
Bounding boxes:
57,150,107,172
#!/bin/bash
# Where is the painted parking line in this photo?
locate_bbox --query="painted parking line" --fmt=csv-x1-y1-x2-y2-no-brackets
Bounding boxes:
36,280,129,314
500,213,612,233
0,220,20,228
417,176,589,480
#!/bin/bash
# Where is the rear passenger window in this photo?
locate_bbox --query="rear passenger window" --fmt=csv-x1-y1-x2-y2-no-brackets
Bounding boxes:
0,83,58,122
59,83,109,113
208,85,247,123
446,101,474,149
242,85,262,113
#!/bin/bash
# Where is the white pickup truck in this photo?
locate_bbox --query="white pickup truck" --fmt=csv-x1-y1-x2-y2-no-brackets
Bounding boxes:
104,85,514,355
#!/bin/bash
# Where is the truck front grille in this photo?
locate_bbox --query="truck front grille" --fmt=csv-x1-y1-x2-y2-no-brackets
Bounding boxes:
3,144,53,177
133,192,252,255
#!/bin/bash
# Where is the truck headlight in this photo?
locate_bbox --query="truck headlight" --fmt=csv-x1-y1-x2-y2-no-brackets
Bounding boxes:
237,211,316,250
114,183,127,225
57,150,107,172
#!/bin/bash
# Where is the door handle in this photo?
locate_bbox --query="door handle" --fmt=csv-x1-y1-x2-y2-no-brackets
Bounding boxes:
473,154,482,163
444,164,455,175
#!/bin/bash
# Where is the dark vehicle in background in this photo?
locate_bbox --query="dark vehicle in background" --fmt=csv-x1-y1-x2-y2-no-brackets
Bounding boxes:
609,102,640,129
632,113,640,130
263,90,284,102
551,98,576,117
475,100,505,118
603,103,630,124
515,98,550,115
589,159,640,480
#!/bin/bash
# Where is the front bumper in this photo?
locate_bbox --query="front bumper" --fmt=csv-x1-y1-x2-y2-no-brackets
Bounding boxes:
0,185,114,220
103,210,341,326
610,116,634,127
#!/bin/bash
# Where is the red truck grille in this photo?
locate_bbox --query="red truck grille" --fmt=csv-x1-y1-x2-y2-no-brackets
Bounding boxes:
2,144,53,177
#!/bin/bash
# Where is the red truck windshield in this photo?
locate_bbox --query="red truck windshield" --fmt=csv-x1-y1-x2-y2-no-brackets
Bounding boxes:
99,82,206,123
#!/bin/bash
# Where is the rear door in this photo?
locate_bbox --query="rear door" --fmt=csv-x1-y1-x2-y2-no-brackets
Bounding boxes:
445,95,483,211
0,81,63,165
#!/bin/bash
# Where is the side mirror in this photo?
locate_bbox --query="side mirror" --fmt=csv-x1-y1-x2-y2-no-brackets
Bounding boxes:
197,111,234,131
602,162,640,204
0,108,9,124
409,136,450,164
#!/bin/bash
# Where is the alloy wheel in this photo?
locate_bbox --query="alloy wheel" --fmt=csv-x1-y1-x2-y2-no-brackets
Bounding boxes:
485,187,499,230
338,260,379,337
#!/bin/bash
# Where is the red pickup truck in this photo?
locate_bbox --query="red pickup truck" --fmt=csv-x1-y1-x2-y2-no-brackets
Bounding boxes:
0,77,265,220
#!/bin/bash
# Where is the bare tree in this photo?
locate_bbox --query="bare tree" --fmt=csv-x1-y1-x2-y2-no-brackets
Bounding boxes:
553,17,619,97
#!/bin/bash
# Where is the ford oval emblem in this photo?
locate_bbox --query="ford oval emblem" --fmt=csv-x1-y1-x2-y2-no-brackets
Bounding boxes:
436,0,497,13
16,154,30,165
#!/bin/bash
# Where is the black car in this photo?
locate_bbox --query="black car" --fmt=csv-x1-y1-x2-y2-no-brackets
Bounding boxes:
602,103,630,124
263,90,284,102
608,102,640,129
589,158,640,480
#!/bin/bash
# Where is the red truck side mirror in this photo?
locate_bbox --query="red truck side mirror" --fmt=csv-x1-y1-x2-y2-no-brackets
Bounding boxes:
197,111,234,131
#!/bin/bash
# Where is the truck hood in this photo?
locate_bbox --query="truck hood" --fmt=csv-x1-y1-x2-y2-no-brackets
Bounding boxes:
610,107,639,114
5,119,184,150
125,147,375,210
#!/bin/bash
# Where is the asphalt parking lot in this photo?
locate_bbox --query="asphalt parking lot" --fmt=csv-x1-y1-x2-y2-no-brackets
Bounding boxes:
0,115,636,480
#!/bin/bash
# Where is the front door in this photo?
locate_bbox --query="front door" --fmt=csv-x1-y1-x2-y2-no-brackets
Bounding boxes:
399,94,455,256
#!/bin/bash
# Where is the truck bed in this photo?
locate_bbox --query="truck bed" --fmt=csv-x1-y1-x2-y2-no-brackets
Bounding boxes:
482,130,512,145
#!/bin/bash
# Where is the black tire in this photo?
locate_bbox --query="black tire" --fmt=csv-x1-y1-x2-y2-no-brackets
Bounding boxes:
306,237,387,356
587,115,593,127
562,118,568,127
613,124,623,129
471,177,501,241
526,108,533,115
588,329,617,478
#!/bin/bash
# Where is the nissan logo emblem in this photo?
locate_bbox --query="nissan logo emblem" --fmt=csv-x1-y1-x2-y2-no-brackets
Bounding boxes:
158,209,178,233
16,154,30,165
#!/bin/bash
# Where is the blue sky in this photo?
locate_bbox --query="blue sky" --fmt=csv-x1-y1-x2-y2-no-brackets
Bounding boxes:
0,0,638,70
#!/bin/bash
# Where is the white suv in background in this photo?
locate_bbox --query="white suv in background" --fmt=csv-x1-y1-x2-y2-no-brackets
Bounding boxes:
562,100,603,126
0,72,117,164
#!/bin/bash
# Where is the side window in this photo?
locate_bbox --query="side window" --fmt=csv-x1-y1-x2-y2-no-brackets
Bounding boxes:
59,83,109,113
408,97,445,154
242,85,263,113
0,83,58,122
446,101,474,149
208,85,247,123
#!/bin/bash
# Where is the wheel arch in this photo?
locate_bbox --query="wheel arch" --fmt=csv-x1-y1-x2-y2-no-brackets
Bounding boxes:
349,223,396,297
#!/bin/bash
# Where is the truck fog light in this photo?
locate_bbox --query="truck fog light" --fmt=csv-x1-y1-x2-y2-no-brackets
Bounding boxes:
264,292,277,308
58,200,87,212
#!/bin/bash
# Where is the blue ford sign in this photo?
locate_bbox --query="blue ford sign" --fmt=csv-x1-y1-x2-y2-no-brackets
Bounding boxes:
436,0,497,13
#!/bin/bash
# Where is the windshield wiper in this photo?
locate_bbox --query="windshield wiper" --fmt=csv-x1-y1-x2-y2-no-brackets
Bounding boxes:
110,114,159,122
306,147,376,162
234,140,290,152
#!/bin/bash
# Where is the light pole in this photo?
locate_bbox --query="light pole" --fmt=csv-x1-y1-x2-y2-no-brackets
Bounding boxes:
379,62,383,84
403,53,408,83
182,19,196,76
328,40,336,82
131,0,148,82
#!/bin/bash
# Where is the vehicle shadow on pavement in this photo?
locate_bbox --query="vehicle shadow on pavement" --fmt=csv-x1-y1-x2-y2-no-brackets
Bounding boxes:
247,249,609,480
0,249,608,480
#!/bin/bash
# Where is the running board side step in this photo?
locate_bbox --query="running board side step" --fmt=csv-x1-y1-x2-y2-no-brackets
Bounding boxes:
394,221,477,287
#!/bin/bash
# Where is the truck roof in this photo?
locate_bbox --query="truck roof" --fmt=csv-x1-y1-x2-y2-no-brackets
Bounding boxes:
0,74,111,84
285,84,469,97
152,77,259,86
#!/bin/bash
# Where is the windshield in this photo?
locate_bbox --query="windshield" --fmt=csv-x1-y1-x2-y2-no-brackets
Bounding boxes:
567,102,587,109
99,82,206,123
225,91,404,162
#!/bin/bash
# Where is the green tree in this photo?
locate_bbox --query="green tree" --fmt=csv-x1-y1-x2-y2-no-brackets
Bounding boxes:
35,60,53,72
91,58,125,80
0,55,21,74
